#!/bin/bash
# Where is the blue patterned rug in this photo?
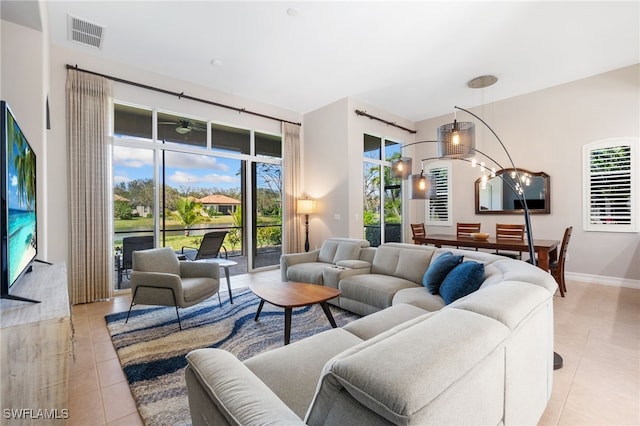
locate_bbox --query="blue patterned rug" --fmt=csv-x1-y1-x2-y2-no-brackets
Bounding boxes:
105,288,360,425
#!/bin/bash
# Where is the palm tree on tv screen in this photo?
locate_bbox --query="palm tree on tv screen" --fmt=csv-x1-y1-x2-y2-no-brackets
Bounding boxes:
8,115,36,211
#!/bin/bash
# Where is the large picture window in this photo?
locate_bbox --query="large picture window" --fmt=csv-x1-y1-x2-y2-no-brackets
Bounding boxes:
112,102,283,290
583,138,638,232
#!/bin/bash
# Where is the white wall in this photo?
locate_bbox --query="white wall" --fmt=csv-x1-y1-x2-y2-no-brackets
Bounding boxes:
1,19,50,262
302,97,415,247
413,65,640,283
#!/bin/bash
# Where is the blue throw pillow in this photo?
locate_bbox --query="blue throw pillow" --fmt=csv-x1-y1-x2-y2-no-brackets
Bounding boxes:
439,261,485,304
423,252,464,295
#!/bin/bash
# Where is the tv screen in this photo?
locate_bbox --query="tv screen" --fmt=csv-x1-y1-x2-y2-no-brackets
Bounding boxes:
1,100,38,298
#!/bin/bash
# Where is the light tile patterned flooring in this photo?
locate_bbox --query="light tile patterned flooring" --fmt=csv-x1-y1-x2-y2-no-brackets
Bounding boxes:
68,271,639,425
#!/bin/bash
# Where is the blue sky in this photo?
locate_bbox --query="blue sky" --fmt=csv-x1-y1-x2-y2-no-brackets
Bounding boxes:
113,146,242,191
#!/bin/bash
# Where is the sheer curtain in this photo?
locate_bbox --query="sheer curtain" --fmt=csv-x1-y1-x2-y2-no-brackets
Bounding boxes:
282,122,302,254
66,69,113,304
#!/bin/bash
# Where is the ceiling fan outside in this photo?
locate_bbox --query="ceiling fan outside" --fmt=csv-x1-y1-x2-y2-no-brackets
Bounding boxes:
158,119,206,134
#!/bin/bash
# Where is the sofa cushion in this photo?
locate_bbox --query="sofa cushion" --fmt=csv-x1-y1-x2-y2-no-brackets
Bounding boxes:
439,261,485,304
392,287,446,312
371,244,434,284
340,274,420,313
318,242,339,264
287,262,332,285
422,251,463,295
343,303,430,341
306,309,509,426
333,243,361,263
244,328,363,419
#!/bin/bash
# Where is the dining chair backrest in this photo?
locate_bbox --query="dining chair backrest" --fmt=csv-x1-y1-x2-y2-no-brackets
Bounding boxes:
496,223,525,240
410,223,426,239
457,222,481,237
550,226,573,297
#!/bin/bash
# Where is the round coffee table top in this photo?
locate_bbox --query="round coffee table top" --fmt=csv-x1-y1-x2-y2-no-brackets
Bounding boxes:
249,281,341,308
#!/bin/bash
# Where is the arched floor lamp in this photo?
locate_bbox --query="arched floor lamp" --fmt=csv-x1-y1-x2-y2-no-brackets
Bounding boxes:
392,105,564,369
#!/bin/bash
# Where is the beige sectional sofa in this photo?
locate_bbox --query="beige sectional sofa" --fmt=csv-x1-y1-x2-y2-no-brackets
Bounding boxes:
186,242,557,425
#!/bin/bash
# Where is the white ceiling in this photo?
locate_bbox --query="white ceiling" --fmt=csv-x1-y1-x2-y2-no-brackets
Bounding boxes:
10,1,640,121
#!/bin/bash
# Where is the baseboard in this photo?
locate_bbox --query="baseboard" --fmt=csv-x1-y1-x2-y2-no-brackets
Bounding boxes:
566,272,640,290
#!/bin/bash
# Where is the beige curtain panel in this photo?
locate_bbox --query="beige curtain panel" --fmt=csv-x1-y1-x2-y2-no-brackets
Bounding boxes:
282,122,302,254
66,69,113,304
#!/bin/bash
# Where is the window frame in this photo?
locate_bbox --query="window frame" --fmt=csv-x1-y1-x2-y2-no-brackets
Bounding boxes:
582,137,638,233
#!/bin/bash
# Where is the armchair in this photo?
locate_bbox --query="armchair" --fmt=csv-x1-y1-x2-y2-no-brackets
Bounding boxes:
125,247,221,330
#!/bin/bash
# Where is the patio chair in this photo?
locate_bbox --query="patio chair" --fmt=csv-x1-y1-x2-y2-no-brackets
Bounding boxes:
119,236,154,284
179,230,228,261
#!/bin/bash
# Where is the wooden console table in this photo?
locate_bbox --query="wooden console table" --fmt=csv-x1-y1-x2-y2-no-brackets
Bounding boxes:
0,262,71,425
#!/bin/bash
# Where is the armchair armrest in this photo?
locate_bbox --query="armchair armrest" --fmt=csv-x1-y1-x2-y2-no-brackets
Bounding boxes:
130,271,184,305
180,261,220,280
186,349,304,426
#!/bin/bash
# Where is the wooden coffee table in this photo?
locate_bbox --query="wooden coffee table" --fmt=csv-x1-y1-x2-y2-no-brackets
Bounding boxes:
250,281,341,345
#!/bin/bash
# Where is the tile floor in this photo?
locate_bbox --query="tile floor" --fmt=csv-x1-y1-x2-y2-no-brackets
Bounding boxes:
68,271,640,425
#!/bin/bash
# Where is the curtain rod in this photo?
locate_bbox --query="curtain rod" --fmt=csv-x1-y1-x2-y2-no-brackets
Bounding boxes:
66,64,301,126
354,109,417,134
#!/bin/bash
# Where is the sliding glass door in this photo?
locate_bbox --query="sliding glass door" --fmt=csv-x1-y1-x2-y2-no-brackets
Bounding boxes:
112,103,282,290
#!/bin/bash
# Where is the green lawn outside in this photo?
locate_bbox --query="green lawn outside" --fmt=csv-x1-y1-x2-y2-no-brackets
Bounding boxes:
114,215,281,252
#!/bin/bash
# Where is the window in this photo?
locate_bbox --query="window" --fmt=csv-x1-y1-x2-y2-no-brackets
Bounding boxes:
583,138,638,232
425,162,452,226
362,134,403,246
112,102,283,290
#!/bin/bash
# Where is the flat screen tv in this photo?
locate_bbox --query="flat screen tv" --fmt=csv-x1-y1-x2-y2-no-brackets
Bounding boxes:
1,100,40,303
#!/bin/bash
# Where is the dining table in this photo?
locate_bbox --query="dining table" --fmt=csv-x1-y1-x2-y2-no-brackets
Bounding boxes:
414,234,560,271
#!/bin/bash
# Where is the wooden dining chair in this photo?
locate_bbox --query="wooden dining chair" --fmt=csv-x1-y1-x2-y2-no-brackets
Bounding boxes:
456,223,481,237
495,223,525,259
550,226,572,297
456,223,481,249
410,223,426,244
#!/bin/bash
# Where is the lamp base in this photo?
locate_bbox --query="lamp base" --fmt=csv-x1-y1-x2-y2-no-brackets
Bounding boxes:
304,214,310,252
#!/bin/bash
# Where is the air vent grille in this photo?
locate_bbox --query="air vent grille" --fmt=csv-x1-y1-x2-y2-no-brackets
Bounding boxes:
68,15,104,49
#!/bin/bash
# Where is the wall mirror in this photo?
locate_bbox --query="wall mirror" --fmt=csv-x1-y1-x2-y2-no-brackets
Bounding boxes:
475,168,550,214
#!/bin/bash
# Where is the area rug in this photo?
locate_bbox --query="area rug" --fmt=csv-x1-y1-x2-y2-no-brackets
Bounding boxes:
105,289,360,425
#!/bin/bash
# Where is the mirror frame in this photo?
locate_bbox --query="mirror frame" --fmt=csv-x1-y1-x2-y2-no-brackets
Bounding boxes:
475,168,550,215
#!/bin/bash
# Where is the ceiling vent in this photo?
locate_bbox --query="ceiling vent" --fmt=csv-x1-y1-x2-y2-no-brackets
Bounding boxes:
68,14,104,49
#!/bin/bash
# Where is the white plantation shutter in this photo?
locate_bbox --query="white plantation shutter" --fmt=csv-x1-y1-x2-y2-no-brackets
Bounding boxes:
426,162,452,226
583,138,638,232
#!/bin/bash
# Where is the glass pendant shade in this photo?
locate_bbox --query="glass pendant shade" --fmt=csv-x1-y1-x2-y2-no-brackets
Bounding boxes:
409,173,436,199
391,157,412,179
437,121,475,159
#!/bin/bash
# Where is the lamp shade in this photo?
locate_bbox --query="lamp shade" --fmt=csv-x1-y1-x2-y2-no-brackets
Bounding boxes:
391,157,412,179
297,199,316,215
437,121,475,159
409,173,436,199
